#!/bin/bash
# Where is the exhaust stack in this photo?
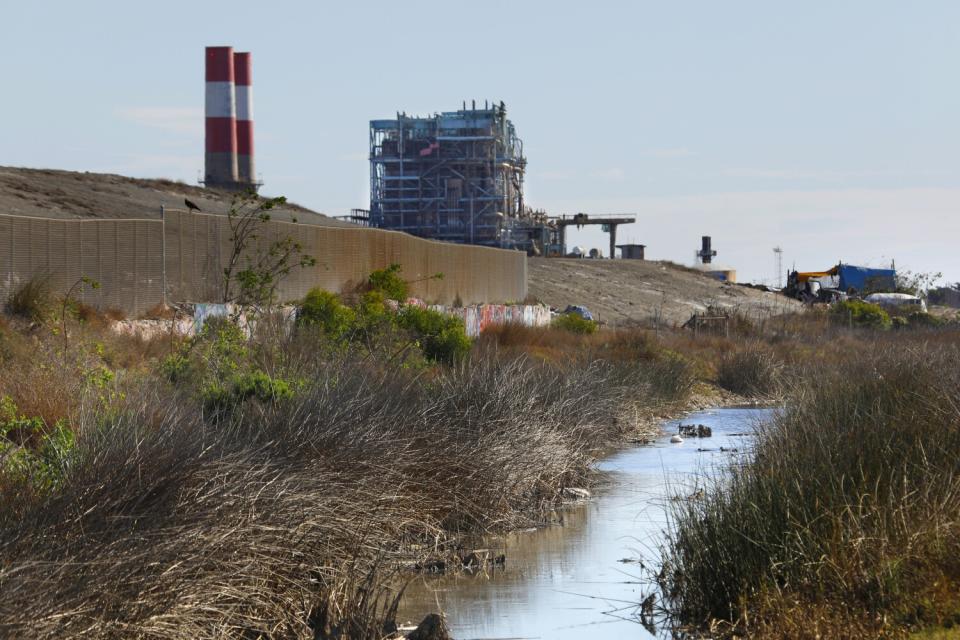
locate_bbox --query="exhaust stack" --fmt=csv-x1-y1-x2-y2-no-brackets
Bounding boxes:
204,46,238,188
234,51,255,185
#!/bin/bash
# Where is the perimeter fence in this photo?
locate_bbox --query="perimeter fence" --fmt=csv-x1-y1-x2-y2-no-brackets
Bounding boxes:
0,209,527,316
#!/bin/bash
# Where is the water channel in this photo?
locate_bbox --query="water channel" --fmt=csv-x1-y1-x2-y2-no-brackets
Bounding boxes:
398,406,775,639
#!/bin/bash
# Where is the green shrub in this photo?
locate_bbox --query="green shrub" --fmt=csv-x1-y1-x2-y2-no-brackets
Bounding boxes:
397,305,471,364
0,396,73,491
830,299,892,330
160,353,190,382
552,313,598,334
298,289,356,340
234,370,294,403
354,290,393,338
368,263,409,301
905,311,944,328
203,370,295,410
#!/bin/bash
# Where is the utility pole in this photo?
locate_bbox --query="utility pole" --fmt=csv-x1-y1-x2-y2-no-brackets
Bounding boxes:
773,246,783,288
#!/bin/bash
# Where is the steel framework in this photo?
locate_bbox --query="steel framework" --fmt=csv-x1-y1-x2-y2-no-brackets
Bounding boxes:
370,101,528,247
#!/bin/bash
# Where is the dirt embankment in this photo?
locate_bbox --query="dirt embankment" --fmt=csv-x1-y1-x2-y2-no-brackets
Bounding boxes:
528,258,801,326
0,166,352,227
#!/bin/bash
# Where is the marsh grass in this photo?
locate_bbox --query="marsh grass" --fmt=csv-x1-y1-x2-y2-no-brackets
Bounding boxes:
661,342,960,637
0,316,691,638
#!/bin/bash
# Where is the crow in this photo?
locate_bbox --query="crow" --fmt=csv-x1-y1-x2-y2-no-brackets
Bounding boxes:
184,198,202,212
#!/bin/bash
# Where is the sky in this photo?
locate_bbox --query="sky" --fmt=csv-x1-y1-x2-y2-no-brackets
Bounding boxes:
3,1,959,285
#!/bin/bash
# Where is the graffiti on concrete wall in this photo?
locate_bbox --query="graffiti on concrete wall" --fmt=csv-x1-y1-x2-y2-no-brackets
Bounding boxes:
407,300,551,337
111,301,551,342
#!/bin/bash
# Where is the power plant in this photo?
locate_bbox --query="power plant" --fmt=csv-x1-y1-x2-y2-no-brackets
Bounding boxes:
204,46,258,191
199,52,651,264
369,101,535,249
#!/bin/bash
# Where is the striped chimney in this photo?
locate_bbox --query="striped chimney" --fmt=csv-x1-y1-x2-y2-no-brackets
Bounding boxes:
234,52,255,185
204,46,238,187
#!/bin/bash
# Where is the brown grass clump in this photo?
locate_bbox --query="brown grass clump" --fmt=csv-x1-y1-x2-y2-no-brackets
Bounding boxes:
0,315,691,638
5,275,52,321
714,341,785,397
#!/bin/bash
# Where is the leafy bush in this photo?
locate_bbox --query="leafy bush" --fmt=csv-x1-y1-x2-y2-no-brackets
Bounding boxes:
397,305,472,364
830,299,891,330
354,290,394,339
904,310,944,328
368,263,409,301
297,289,356,340
552,313,598,334
0,396,73,491
202,370,294,410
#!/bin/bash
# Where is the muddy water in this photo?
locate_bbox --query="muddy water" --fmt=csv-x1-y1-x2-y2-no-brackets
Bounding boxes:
397,407,774,639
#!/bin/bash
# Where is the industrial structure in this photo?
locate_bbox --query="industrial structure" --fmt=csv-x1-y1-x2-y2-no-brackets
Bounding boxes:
617,243,646,260
370,101,535,248
204,46,258,191
369,101,643,258
696,236,717,264
693,235,736,282
553,213,637,259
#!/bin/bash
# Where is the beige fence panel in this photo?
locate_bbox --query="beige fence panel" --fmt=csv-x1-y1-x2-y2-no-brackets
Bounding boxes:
163,209,526,306
0,209,525,316
0,214,165,316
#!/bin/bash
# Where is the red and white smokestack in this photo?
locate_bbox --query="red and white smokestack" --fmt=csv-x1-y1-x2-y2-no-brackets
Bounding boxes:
233,52,255,185
204,46,238,187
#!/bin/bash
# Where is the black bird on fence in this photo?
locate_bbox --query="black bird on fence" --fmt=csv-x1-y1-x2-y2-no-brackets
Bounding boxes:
184,198,202,212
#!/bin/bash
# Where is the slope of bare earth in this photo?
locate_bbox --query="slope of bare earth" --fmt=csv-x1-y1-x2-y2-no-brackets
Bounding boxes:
528,257,802,326
0,166,353,226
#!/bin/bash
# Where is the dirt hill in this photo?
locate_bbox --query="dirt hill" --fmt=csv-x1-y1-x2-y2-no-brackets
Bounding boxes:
528,258,801,326
0,166,352,226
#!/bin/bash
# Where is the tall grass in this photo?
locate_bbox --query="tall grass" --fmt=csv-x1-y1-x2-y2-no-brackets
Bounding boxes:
0,320,691,638
660,343,960,636
5,275,51,321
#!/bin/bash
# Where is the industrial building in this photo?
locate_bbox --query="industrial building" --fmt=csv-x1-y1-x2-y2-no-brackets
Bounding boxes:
617,243,646,260
369,101,542,250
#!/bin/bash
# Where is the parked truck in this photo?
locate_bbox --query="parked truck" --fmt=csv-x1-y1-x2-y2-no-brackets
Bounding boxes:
785,263,896,303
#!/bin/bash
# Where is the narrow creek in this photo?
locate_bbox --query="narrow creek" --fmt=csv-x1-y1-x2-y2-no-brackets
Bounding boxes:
397,406,775,639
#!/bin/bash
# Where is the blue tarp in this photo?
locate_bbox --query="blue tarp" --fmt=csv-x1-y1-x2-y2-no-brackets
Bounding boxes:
837,265,896,293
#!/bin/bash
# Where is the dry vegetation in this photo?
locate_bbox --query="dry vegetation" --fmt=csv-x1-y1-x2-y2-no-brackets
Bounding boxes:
0,277,957,639
0,282,699,639
659,326,960,638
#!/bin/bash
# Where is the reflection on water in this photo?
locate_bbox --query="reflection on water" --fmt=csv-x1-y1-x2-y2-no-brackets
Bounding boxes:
398,407,774,640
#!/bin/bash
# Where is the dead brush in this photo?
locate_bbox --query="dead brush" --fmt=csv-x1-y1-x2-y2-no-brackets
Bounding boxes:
0,336,678,638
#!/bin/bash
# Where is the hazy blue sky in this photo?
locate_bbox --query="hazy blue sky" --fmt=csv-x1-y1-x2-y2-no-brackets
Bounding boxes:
3,1,958,284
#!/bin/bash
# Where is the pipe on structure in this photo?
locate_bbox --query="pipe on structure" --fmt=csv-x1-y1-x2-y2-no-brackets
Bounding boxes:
233,51,255,185
205,46,238,187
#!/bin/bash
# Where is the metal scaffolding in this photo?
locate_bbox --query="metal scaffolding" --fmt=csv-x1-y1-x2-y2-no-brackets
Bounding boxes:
370,101,528,247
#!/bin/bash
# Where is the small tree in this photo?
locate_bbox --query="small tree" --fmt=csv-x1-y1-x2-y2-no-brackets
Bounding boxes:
221,191,316,309
895,269,942,298
367,263,444,301
61,276,100,351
